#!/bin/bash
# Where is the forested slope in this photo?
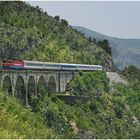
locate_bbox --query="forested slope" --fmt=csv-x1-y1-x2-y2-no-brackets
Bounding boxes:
0,1,114,71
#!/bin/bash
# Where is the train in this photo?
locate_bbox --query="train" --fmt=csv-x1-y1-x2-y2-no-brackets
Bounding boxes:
0,60,102,71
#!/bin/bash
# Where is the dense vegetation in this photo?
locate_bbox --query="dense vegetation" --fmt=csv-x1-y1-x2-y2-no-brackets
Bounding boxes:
123,65,140,91
69,71,140,138
0,91,54,138
0,71,140,138
0,1,114,71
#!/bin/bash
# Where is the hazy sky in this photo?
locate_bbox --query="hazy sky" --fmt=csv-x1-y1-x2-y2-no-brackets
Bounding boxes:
28,1,140,39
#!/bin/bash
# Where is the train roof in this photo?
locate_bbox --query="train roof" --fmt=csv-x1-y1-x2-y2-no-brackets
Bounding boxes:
23,60,60,64
23,60,102,67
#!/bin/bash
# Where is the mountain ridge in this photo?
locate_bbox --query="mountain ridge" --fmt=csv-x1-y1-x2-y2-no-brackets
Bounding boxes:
73,26,140,70
73,26,140,40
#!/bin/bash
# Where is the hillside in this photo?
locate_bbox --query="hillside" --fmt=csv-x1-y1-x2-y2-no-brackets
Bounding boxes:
73,26,140,70
0,70,140,138
0,1,114,71
0,91,54,138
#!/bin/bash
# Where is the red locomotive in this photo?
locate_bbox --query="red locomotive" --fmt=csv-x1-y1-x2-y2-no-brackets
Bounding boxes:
2,60,24,69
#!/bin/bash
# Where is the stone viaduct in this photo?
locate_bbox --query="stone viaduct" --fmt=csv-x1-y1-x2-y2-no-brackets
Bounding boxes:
0,69,74,106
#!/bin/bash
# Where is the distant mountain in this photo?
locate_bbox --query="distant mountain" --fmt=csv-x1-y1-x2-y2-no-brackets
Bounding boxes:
73,26,140,70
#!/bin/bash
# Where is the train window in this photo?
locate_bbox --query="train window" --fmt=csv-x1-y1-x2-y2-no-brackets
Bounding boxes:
62,65,76,68
27,63,36,66
27,63,32,66
26,63,43,66
44,64,60,67
37,64,42,66
78,66,89,68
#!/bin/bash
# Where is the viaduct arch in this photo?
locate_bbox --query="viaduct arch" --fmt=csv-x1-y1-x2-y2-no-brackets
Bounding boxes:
48,76,56,93
28,76,36,106
37,75,47,98
15,76,26,105
3,76,12,95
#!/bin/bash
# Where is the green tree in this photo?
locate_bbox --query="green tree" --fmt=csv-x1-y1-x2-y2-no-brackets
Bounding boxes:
61,19,68,26
97,39,112,56
54,15,60,21
88,37,92,42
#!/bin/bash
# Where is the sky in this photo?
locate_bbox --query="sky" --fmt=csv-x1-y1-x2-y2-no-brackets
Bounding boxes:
27,1,140,39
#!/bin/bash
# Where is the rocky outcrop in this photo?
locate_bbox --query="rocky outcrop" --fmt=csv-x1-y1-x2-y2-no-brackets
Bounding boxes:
106,72,128,85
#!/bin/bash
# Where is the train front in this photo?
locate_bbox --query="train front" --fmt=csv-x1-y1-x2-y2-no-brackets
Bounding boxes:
2,60,24,69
